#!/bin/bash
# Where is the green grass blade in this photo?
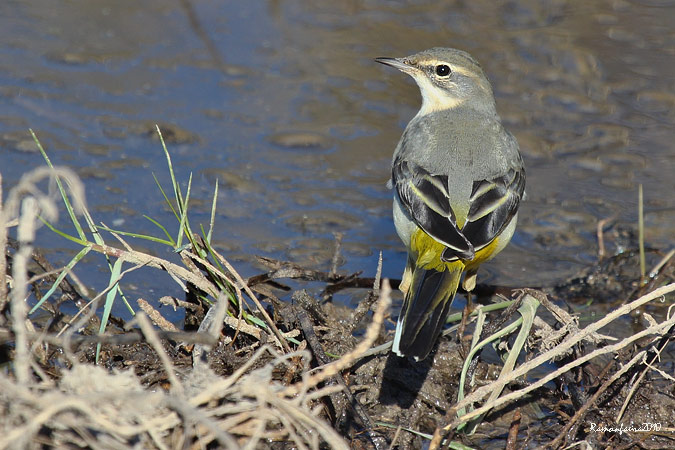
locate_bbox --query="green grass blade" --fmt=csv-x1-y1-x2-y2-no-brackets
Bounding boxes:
246,314,267,329
94,222,175,246
117,283,135,315
79,208,104,245
142,215,176,246
207,179,218,245
445,300,515,324
462,296,540,434
175,172,192,249
96,258,124,363
28,245,92,315
38,216,90,246
152,172,180,221
456,315,522,421
31,130,87,241
200,223,224,272
156,125,186,219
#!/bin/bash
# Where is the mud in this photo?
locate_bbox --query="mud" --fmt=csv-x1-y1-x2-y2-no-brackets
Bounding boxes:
2,228,673,449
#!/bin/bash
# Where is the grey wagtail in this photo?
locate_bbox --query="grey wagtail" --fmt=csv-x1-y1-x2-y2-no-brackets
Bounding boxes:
376,48,526,361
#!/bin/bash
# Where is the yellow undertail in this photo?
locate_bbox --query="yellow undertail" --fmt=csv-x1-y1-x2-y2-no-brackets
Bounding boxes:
393,229,502,360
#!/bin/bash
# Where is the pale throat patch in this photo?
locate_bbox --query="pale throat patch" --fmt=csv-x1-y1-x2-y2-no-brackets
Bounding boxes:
412,72,465,116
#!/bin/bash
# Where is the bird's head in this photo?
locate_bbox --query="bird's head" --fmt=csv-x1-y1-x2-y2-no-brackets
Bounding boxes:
376,47,497,117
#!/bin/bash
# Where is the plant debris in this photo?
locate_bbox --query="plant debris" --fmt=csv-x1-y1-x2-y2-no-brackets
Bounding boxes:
1,160,674,450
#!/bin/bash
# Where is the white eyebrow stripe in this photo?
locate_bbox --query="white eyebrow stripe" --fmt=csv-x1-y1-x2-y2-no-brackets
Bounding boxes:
417,58,476,78
447,66,474,78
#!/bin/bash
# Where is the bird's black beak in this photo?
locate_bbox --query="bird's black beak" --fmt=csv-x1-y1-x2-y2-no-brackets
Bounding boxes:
374,57,412,72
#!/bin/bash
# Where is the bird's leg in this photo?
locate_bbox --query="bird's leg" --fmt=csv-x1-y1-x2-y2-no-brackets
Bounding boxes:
457,268,479,356
398,257,415,296
461,267,479,310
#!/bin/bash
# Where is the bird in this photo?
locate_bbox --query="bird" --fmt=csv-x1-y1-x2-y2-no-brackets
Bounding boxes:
375,47,526,361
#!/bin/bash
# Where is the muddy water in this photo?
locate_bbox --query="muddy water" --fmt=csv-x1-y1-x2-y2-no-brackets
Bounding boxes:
1,1,673,319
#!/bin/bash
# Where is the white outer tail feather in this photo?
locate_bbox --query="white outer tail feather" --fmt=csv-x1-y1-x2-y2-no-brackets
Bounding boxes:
392,318,423,362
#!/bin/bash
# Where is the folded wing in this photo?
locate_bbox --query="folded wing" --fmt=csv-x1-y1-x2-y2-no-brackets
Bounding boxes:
392,158,525,262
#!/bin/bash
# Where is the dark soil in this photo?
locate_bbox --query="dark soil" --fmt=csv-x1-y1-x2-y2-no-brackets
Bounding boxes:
1,231,674,449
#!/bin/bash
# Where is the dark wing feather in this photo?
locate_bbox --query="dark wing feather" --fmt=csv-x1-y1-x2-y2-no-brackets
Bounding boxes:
460,167,525,251
393,158,474,260
394,154,525,263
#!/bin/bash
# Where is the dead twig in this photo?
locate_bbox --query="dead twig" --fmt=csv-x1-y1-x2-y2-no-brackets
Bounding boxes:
437,283,675,436
210,247,292,353
132,312,184,395
348,252,383,334
285,279,392,396
648,248,674,279
293,292,385,448
548,349,646,448
89,242,221,299
615,313,675,424
137,299,179,332
505,408,521,450
0,327,217,347
596,215,616,260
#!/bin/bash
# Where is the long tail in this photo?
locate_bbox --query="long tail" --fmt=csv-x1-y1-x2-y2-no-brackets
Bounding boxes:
392,263,463,361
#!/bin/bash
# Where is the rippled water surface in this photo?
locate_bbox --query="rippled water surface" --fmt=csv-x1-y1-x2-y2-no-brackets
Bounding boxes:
1,0,673,318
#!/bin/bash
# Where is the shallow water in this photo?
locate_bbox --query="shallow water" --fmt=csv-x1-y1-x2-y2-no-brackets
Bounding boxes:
1,0,673,319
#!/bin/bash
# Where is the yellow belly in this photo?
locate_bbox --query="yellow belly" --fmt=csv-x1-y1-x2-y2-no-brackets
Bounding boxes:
409,228,503,273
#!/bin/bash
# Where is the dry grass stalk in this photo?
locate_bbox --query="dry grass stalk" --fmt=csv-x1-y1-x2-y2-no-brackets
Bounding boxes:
137,298,179,332
0,165,375,448
431,283,675,447
2,167,85,382
1,265,393,449
285,279,391,397
0,336,351,448
210,245,292,353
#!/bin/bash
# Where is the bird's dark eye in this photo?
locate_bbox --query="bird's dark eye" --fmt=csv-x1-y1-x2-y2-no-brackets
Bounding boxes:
435,64,451,76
